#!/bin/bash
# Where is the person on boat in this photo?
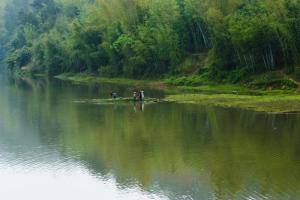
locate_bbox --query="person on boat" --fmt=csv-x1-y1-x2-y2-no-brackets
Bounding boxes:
140,90,145,101
133,91,137,101
138,90,142,101
110,91,118,99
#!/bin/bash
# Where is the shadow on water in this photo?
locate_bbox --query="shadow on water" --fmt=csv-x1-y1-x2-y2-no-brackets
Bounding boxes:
1,76,300,199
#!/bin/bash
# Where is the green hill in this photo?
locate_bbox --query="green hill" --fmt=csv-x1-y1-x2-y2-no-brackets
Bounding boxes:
1,0,300,89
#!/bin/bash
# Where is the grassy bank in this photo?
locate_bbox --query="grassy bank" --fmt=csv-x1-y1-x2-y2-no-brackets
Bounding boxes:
56,73,300,113
165,94,300,113
55,73,173,91
164,71,299,95
55,73,154,85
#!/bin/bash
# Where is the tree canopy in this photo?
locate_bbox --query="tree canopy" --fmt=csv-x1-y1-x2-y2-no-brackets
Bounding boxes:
1,0,300,80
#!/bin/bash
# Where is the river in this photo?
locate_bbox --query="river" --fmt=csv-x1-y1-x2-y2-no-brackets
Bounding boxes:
0,75,300,200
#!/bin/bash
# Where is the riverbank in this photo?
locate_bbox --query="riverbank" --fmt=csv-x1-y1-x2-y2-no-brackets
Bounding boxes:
165,94,300,113
56,73,300,113
55,73,168,90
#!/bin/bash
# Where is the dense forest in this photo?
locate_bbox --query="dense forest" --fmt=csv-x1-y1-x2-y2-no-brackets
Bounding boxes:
1,0,300,81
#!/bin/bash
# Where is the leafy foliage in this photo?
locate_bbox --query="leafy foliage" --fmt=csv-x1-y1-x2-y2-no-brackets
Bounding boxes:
1,0,300,79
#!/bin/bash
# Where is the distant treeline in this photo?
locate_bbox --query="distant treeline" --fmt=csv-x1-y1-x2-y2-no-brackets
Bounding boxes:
1,0,300,79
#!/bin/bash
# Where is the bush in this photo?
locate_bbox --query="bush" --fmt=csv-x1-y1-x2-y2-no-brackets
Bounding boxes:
248,71,298,89
164,72,210,86
6,47,32,70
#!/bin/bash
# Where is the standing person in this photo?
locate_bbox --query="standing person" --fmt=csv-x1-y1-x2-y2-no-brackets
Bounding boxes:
138,90,142,101
133,91,137,101
141,90,145,101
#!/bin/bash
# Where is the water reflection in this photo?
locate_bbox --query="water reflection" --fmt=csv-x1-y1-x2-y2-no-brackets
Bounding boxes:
0,77,300,199
133,102,145,112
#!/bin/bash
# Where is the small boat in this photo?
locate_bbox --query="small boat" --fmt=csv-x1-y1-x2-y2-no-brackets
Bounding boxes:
73,97,162,105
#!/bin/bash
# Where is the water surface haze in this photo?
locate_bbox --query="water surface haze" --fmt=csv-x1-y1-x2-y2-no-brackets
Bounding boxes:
0,76,300,200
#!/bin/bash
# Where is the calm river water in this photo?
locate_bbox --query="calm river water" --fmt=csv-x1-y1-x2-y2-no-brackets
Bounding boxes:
0,75,300,200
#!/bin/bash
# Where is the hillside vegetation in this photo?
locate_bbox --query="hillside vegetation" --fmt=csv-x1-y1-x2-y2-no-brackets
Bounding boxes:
1,0,300,86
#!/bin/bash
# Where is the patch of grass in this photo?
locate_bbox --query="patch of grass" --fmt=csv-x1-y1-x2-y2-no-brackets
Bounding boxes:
164,70,298,95
176,84,255,95
165,93,300,113
177,85,296,95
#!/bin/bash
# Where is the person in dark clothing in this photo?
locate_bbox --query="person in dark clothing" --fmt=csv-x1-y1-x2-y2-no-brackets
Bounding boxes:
139,90,144,101
110,91,118,99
